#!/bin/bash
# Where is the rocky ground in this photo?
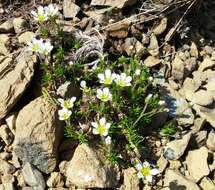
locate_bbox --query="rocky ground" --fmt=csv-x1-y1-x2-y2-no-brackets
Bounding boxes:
1,0,215,189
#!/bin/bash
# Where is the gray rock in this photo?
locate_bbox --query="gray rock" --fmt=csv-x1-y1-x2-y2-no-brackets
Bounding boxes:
22,162,46,190
206,131,215,151
13,17,27,34
186,147,210,182
0,20,14,33
172,55,184,81
122,167,139,190
90,0,137,8
160,83,194,126
66,144,120,188
193,104,215,128
14,97,63,174
191,118,206,133
0,50,36,121
163,169,200,190
157,155,168,173
63,0,80,18
163,132,191,160
153,17,167,35
18,32,35,44
191,90,214,107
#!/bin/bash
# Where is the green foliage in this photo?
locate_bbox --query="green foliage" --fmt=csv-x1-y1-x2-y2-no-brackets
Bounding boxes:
159,121,177,137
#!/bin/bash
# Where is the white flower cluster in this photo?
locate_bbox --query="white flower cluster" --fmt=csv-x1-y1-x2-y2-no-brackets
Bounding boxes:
27,38,53,56
98,69,132,87
31,4,59,22
58,97,76,121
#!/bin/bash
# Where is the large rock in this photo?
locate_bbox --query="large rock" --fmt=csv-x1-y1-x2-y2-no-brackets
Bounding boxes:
163,132,191,160
14,97,63,174
0,51,36,121
90,0,137,8
163,169,200,190
66,144,120,188
186,147,210,182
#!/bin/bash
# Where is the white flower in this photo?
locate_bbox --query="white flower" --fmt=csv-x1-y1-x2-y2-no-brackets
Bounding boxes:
135,161,159,183
40,41,53,56
135,69,141,76
105,136,112,145
115,73,132,87
58,97,76,109
148,76,153,82
96,88,112,102
31,6,48,22
145,94,153,103
58,108,72,121
98,69,116,85
158,100,165,106
27,38,43,53
69,61,74,65
80,80,90,93
44,4,59,17
91,117,110,137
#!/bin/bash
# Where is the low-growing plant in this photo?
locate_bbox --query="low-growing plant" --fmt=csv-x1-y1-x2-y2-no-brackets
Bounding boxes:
27,4,167,184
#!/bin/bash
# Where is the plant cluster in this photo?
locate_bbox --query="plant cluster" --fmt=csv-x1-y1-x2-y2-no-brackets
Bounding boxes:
27,4,168,184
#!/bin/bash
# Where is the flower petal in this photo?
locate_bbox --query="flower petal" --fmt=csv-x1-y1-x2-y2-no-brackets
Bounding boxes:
150,168,159,176
99,117,106,126
105,69,111,78
137,171,143,178
91,122,98,128
145,175,153,183
135,163,142,171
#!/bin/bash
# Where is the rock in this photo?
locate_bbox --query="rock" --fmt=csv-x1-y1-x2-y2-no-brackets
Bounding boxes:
191,117,206,133
163,169,200,190
190,42,199,58
199,58,215,72
22,162,46,190
160,83,194,126
66,144,120,188
59,161,68,176
184,57,197,76
172,55,185,81
108,21,130,38
0,20,14,33
0,124,13,145
0,40,9,55
191,90,214,107
193,130,207,147
193,104,215,128
5,112,17,135
199,177,215,190
148,34,159,56
11,152,21,168
163,132,191,160
0,50,36,121
186,147,210,182
205,79,215,92
123,37,138,56
144,56,161,67
90,0,137,8
153,17,167,35
47,172,64,187
0,183,15,190
13,17,27,34
57,81,81,98
206,131,215,151
18,32,35,44
0,159,16,174
157,155,168,173
14,96,63,174
63,0,80,18
169,160,181,170
122,167,139,190
1,174,15,184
